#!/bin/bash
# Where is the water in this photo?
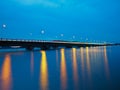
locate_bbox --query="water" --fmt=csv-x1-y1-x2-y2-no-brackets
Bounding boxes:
0,46,120,90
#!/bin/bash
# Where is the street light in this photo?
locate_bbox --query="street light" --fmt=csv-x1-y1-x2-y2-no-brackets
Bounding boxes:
40,30,45,40
29,33,32,36
41,30,45,34
60,34,64,40
73,35,75,39
2,24,6,28
60,34,64,37
1,24,6,40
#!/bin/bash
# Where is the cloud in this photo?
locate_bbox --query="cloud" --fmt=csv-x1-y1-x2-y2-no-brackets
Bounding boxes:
13,0,79,8
38,0,60,8
11,0,96,17
14,0,60,8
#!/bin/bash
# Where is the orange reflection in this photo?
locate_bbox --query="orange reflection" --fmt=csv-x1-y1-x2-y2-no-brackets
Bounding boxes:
72,48,78,86
60,48,67,90
31,52,34,76
40,51,48,90
103,46,110,79
86,47,91,77
1,54,12,90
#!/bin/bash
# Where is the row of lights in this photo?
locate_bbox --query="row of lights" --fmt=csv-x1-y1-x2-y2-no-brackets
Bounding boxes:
1,24,107,43
38,30,105,43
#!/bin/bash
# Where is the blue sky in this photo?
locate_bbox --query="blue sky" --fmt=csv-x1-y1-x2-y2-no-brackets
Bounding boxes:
0,0,120,42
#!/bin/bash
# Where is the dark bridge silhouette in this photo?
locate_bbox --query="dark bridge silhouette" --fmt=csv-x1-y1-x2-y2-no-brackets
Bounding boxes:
0,39,114,50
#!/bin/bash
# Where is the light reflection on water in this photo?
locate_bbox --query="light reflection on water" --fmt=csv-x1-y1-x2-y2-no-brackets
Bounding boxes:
60,48,67,90
0,46,120,90
1,54,12,90
72,48,78,88
30,52,34,76
40,51,48,90
86,47,91,79
80,47,85,80
103,46,110,80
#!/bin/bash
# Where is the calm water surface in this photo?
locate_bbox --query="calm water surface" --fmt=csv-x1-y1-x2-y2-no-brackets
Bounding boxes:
0,46,120,90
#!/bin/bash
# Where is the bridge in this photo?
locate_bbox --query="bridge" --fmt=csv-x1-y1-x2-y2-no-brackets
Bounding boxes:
0,38,114,50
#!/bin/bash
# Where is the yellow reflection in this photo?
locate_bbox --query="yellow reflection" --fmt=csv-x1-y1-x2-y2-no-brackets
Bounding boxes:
31,52,34,76
72,48,78,85
1,54,12,90
60,48,67,90
86,47,91,77
40,51,48,90
103,46,110,79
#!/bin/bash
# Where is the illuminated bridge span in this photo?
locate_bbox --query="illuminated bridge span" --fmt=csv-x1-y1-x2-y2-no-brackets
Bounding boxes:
0,39,114,50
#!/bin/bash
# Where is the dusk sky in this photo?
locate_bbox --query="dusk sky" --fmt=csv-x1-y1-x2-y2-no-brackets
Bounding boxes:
0,0,120,42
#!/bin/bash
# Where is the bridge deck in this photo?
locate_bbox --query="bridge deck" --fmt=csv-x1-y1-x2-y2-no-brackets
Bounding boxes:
0,39,113,50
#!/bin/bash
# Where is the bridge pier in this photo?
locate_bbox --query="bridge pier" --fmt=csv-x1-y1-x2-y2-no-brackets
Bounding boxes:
51,46,58,49
66,46,72,48
41,46,50,50
26,46,34,51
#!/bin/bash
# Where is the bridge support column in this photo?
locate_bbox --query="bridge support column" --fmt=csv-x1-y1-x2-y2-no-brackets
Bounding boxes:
26,46,34,51
66,46,72,48
51,46,58,49
41,46,50,50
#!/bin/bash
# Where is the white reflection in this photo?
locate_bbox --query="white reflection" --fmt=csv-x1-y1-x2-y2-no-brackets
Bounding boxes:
56,50,59,67
103,46,110,79
30,52,34,76
86,47,91,77
80,47,84,78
